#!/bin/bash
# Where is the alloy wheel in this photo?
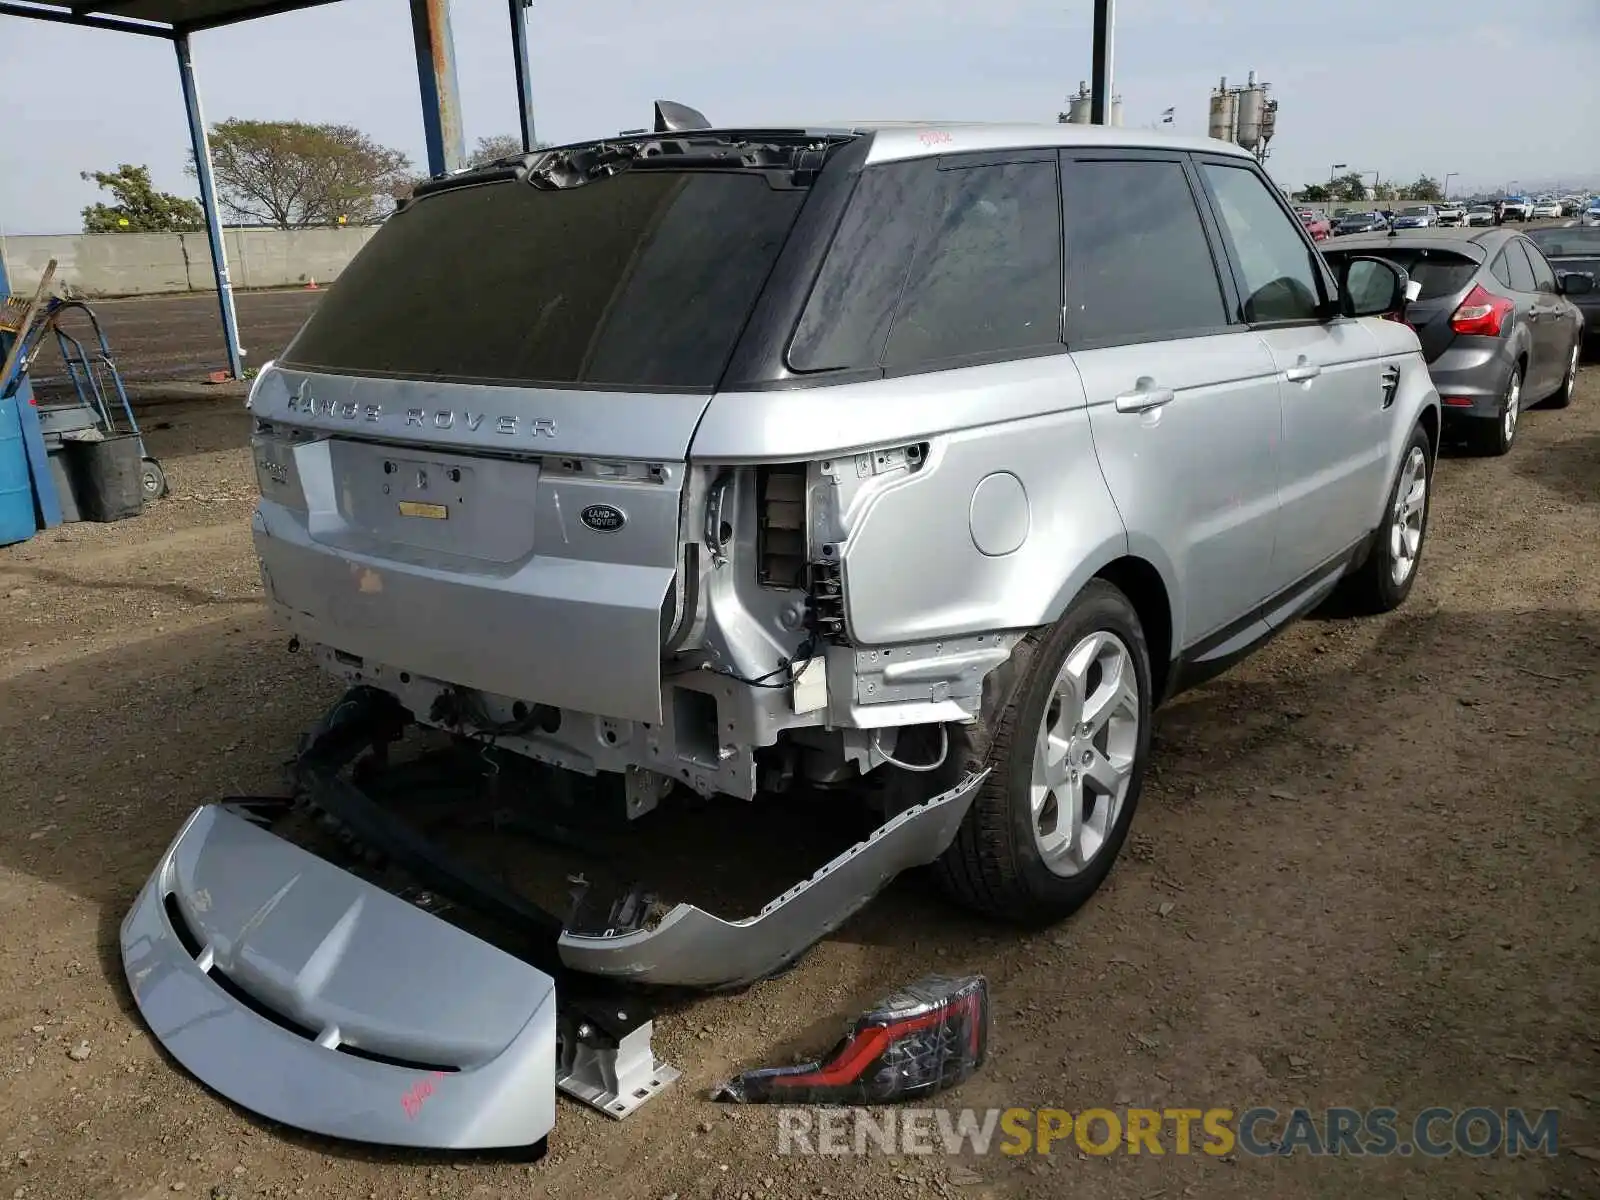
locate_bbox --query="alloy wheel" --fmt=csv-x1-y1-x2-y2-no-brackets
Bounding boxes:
1030,632,1140,877
1389,445,1428,587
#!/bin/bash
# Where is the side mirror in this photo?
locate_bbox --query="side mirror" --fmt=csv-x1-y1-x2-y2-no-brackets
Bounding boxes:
1558,271,1595,296
1339,256,1412,318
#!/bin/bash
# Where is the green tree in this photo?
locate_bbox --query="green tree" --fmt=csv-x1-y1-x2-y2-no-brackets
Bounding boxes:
1330,171,1368,202
1296,183,1332,202
1397,175,1443,202
80,164,204,233
193,119,412,228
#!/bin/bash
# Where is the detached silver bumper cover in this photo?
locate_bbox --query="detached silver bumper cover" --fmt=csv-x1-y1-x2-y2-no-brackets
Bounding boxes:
121,805,557,1150
558,769,988,988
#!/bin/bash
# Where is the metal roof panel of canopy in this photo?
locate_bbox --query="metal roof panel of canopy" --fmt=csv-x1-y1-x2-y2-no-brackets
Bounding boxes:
0,0,341,36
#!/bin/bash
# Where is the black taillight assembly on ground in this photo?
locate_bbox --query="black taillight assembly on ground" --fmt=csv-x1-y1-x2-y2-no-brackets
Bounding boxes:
712,975,989,1105
1450,285,1514,337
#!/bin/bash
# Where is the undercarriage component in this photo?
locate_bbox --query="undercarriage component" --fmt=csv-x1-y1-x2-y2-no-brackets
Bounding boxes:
556,767,988,989
556,997,680,1119
713,974,989,1105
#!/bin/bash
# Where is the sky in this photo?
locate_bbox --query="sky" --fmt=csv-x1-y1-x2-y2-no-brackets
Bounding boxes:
0,0,1595,234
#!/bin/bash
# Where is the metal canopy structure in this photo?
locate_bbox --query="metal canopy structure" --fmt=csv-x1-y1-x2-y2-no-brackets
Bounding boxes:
0,0,540,379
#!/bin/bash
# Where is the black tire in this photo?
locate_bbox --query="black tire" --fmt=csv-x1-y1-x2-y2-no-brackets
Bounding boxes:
1470,363,1522,456
140,457,168,501
1340,422,1433,615
930,580,1154,925
1544,340,1579,410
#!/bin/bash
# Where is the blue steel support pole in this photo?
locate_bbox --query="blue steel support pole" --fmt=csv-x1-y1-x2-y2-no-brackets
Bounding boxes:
508,0,538,152
175,33,244,380
410,0,467,177
1090,0,1114,126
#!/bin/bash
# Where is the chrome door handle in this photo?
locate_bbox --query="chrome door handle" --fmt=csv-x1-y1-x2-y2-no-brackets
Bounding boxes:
1113,379,1176,413
1284,358,1322,382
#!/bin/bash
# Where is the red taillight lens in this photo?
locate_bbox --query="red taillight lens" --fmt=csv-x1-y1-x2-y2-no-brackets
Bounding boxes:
713,975,989,1105
1450,285,1513,337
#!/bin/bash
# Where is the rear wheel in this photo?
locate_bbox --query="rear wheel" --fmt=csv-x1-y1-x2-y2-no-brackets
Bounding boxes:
1471,364,1521,456
932,580,1153,925
1545,341,1579,409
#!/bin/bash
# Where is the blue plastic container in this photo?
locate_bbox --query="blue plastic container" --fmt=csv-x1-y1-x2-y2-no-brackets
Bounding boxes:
0,392,38,546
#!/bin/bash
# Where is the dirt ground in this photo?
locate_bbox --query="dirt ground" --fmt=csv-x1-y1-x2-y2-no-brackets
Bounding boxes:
26,290,321,402
1,364,1597,1200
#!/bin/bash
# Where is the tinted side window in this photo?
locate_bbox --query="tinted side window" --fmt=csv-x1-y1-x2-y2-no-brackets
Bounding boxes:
1059,158,1229,345
1504,240,1537,293
882,161,1062,371
1522,241,1558,292
788,161,930,373
1200,162,1324,323
1491,251,1514,289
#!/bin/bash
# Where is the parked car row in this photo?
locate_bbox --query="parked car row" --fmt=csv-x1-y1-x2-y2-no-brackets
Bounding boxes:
1323,228,1591,456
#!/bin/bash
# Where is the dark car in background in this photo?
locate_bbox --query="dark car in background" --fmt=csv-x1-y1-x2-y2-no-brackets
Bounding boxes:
1324,229,1591,455
1333,211,1387,236
1527,226,1600,354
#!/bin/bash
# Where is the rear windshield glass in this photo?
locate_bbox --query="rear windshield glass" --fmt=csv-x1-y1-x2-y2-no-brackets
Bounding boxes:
1529,228,1600,256
280,171,805,391
1325,248,1478,302
1400,207,1432,216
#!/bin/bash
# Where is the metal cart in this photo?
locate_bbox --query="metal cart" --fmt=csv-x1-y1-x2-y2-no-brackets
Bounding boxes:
0,294,168,501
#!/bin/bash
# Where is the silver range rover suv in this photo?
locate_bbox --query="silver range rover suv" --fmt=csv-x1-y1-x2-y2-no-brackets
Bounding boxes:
247,117,1439,977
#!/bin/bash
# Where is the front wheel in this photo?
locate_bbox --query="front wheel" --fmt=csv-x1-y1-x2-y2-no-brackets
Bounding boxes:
1340,422,1432,615
933,580,1153,925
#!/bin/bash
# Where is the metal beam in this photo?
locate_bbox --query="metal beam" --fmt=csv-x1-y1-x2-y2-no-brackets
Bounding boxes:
508,0,537,152
0,1,172,36
175,33,244,380
409,0,466,177
175,0,341,35
1090,0,1114,126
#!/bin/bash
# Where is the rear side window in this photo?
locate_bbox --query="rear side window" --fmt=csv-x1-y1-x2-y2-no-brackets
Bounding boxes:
1491,251,1514,289
1324,248,1478,302
1503,240,1538,293
881,161,1063,370
1200,161,1325,323
1060,158,1229,345
281,171,805,391
788,161,929,373
1521,241,1557,292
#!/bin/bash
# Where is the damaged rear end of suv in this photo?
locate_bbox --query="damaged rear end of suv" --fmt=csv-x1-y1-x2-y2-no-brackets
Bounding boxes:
124,111,1440,1151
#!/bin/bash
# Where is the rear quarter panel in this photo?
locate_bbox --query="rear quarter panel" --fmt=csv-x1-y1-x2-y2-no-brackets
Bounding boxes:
695,357,1133,647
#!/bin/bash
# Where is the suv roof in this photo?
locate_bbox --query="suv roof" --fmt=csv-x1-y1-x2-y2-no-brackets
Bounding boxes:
536,121,1258,167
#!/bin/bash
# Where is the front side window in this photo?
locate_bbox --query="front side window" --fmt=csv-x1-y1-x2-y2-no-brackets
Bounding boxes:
1060,157,1229,345
882,160,1062,370
1200,161,1325,324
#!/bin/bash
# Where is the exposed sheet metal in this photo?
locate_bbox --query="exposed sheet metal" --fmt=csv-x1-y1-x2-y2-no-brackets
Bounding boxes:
121,805,558,1150
557,768,988,988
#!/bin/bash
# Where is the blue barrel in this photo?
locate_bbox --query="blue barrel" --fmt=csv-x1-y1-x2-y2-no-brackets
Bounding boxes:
0,391,38,546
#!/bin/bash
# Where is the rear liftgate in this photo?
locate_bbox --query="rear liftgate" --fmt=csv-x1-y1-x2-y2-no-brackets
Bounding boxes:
120,687,987,1149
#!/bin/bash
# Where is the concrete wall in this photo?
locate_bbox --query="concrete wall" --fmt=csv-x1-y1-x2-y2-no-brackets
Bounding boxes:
0,226,379,297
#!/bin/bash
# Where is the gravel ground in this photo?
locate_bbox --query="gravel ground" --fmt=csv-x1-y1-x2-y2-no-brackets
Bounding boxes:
0,365,1597,1200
